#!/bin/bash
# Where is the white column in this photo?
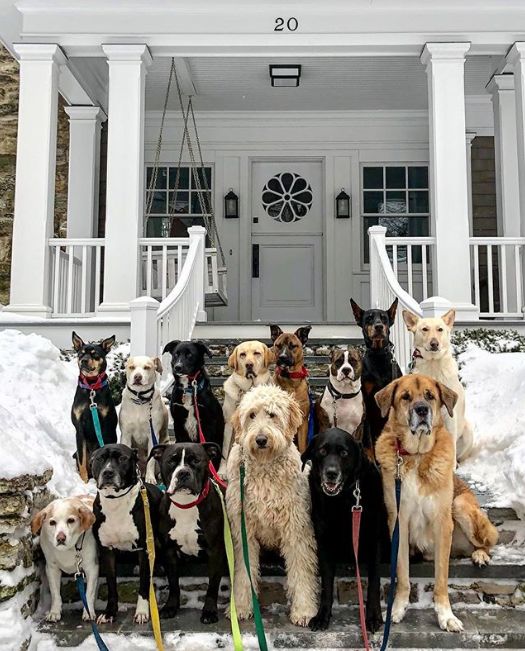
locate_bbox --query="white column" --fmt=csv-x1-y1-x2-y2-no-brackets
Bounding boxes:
421,43,478,320
188,226,208,322
4,44,66,316
64,106,106,238
465,132,476,235
97,44,152,315
506,45,525,232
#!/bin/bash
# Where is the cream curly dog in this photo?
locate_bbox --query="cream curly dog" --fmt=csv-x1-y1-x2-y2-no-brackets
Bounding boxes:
226,384,318,626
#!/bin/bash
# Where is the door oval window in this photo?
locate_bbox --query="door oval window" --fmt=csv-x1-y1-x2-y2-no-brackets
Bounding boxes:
262,172,313,223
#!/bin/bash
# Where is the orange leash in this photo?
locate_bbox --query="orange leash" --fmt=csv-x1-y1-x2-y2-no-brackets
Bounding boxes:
351,482,371,651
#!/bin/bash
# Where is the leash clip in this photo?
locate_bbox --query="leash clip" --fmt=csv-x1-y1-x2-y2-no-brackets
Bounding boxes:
352,481,362,512
396,453,403,479
89,389,97,407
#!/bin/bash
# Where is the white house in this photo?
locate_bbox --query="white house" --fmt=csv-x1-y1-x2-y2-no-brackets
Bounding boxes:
2,0,525,365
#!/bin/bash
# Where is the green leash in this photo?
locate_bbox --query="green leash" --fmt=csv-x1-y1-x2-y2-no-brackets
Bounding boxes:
89,401,105,448
239,464,269,651
211,480,243,651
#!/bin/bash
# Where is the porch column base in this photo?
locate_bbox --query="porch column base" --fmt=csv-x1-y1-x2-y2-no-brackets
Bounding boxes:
420,296,479,321
96,302,133,317
1,304,52,318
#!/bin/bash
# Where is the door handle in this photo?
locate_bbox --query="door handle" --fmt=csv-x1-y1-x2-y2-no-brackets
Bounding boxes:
252,244,259,278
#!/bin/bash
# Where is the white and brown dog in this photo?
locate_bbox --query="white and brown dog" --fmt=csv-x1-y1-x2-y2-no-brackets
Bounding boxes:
220,340,274,475
403,309,474,462
119,355,169,484
226,384,318,626
31,496,98,622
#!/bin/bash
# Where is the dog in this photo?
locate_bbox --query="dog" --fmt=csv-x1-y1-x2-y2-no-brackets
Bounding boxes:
91,444,162,625
375,375,498,632
71,332,118,482
119,355,169,484
301,428,384,633
150,442,225,623
316,347,365,438
163,340,224,469
220,340,274,476
31,496,97,623
403,308,474,463
270,325,312,453
350,299,402,448
226,384,318,626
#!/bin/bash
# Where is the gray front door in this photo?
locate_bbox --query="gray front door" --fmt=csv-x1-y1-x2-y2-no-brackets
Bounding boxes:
251,160,323,321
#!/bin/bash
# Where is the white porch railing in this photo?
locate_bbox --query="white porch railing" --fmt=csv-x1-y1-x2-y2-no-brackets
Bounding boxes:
369,226,423,372
384,236,436,304
139,238,190,301
470,237,525,318
49,239,104,316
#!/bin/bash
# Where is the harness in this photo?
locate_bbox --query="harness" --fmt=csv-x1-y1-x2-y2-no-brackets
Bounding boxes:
78,372,109,449
127,384,159,447
326,381,361,428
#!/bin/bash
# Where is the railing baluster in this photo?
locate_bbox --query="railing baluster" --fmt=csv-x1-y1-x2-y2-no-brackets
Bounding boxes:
407,245,413,297
500,245,508,314
162,244,168,300
473,245,480,310
95,245,101,309
515,245,523,315
422,245,428,300
393,245,398,279
67,245,74,315
146,245,153,296
81,245,87,314
177,245,182,283
487,244,494,314
53,245,60,314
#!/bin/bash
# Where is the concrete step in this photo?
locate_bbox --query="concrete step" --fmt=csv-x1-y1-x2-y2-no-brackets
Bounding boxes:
193,322,362,341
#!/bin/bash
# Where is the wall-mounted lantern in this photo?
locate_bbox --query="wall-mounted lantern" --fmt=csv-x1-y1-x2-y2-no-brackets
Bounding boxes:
224,189,239,219
335,188,351,218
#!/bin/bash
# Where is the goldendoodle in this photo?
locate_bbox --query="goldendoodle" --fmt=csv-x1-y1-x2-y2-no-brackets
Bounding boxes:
226,384,318,626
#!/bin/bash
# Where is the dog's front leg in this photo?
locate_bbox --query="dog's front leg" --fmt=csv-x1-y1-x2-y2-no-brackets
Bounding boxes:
391,512,410,624
160,544,180,619
82,562,99,621
134,550,151,624
297,419,309,454
282,523,318,627
202,545,224,624
218,422,233,478
309,542,335,631
230,520,259,620
45,562,63,622
433,509,463,632
97,547,118,624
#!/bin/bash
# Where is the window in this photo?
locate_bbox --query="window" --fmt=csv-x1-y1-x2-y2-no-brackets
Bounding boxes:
362,165,429,263
145,165,213,238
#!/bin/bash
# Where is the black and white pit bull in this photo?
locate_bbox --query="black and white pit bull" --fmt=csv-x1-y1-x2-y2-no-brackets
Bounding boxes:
150,442,225,623
91,444,162,625
162,340,225,469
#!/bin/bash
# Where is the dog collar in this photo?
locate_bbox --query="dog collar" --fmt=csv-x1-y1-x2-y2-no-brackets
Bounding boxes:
168,479,211,509
78,372,108,392
327,381,361,401
127,385,155,405
275,365,309,380
395,439,412,457
176,372,206,395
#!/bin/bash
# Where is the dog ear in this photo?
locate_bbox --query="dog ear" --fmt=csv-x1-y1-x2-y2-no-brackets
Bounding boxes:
300,438,316,471
387,298,399,326
263,344,275,367
231,408,242,442
294,326,312,346
227,346,238,371
153,356,163,374
270,325,283,343
287,396,304,437
436,381,458,418
31,504,52,535
202,442,222,462
441,309,456,329
77,505,96,532
72,331,84,352
349,299,365,327
375,380,399,418
195,341,213,359
162,340,180,356
101,335,116,353
402,309,420,332
148,444,167,463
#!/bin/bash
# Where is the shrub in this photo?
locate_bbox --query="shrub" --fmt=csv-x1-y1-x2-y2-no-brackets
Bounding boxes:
452,328,525,357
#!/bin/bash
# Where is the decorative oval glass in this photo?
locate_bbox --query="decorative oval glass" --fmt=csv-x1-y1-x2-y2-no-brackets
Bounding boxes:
261,172,313,223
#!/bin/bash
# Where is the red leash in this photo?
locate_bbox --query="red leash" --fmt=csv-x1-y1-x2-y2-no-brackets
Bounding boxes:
352,481,371,651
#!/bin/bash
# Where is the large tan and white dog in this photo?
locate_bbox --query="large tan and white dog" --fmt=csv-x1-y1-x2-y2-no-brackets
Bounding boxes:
119,355,169,484
403,309,474,462
219,340,274,476
226,384,318,626
375,375,498,633
31,496,98,622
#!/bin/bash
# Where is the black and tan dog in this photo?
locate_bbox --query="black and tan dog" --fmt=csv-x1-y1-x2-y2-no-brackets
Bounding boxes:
350,299,402,449
71,332,117,482
270,325,312,453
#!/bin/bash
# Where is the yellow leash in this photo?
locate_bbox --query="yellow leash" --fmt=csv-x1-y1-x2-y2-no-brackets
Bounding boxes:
140,486,165,651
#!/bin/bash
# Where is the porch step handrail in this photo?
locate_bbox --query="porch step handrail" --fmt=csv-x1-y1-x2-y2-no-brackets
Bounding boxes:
369,226,423,371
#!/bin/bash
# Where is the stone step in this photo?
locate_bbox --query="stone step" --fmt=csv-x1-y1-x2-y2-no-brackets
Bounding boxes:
193,322,362,340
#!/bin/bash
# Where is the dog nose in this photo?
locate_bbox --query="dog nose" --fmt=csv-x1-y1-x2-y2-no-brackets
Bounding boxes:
56,531,66,545
174,363,183,373
246,362,254,369
176,469,191,482
255,434,268,448
325,468,339,482
429,339,439,351
374,323,384,332
342,367,350,376
134,373,143,383
414,402,429,417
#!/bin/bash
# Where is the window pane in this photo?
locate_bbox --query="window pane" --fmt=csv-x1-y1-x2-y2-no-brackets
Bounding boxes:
408,191,429,214
385,191,407,213
191,192,209,214
363,167,383,189
363,216,379,262
168,167,190,190
168,191,189,214
146,191,167,215
408,216,429,236
364,191,384,214
380,216,409,237
146,167,167,190
386,167,406,189
192,167,212,188
146,216,171,238
408,166,428,189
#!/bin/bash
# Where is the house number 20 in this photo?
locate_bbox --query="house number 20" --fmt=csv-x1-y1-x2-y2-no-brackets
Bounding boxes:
274,17,299,31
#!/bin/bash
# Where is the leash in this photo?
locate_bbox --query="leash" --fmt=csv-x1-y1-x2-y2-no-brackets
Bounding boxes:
127,385,159,447
239,463,268,651
73,534,110,651
79,373,109,449
351,481,370,651
140,481,164,651
307,391,316,443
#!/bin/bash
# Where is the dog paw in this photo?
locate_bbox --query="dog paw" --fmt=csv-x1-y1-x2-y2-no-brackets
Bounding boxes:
234,607,254,621
439,613,464,632
201,608,219,624
160,605,179,620
366,608,383,634
82,608,95,622
96,612,114,625
472,549,490,567
309,610,331,631
134,596,150,625
46,610,62,623
134,612,150,625
391,599,408,624
290,610,316,627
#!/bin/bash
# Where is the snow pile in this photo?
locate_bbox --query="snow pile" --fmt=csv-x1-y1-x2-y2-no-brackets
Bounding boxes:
0,329,85,497
460,344,525,519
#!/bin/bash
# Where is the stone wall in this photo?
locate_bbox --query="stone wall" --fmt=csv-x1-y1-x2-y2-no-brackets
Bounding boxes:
0,44,69,306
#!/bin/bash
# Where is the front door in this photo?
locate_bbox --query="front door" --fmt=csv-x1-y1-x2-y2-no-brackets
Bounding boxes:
251,160,323,321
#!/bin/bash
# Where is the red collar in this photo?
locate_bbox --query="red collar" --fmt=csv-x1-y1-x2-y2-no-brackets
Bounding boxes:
187,370,201,382
395,439,412,457
78,372,108,392
275,365,309,380
168,479,211,509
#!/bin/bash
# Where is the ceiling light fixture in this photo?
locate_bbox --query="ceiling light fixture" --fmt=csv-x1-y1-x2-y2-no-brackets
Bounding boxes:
269,64,301,88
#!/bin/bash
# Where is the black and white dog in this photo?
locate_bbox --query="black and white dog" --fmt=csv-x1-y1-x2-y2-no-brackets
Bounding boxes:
162,341,224,468
302,428,385,633
91,444,162,625
150,442,225,623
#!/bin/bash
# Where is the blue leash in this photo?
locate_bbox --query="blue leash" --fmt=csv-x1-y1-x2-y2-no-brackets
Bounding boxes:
307,391,315,443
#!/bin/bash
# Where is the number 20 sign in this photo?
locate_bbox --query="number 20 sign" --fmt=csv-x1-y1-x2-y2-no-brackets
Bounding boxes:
274,17,299,32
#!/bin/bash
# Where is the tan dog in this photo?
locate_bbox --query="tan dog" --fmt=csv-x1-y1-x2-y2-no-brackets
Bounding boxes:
403,309,474,462
375,375,498,633
31,496,98,622
270,325,312,453
226,384,318,626
219,340,274,476
119,355,169,484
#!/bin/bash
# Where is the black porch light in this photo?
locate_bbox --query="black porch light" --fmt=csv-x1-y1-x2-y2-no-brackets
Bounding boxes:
269,64,302,88
335,188,351,219
224,188,239,219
